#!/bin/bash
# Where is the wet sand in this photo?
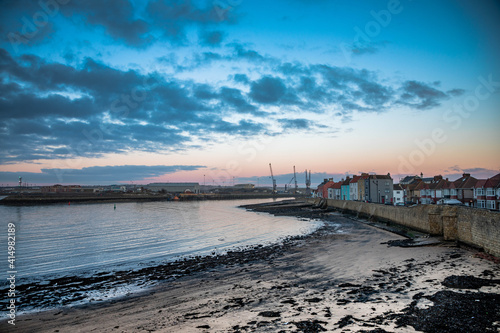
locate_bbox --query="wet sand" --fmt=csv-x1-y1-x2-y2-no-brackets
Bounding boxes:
6,210,500,332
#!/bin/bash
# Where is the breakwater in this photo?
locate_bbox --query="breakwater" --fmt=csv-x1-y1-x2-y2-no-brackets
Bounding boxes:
0,192,298,205
312,198,500,258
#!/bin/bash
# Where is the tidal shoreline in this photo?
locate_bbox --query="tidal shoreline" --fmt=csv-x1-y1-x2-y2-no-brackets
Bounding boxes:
4,201,500,332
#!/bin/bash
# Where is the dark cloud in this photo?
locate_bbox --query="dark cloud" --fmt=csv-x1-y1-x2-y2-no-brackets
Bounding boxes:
0,48,272,163
0,93,98,119
0,0,58,51
278,118,312,129
232,73,249,84
1,49,150,100
441,166,500,181
447,88,466,97
0,0,240,51
398,80,449,110
192,51,225,68
219,87,257,113
279,62,308,76
463,167,499,174
193,83,218,100
199,30,225,46
350,40,389,56
146,0,237,45
214,119,267,135
0,165,206,185
62,0,151,47
0,43,464,164
249,76,287,104
230,43,267,62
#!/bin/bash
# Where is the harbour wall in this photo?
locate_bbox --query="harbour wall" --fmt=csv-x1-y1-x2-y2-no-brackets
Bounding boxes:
311,199,500,258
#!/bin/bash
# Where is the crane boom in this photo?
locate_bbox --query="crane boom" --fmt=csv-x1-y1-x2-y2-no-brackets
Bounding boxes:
269,163,277,193
305,169,311,195
293,166,298,194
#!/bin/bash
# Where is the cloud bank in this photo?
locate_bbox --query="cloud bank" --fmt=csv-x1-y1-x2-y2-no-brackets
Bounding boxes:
0,165,206,185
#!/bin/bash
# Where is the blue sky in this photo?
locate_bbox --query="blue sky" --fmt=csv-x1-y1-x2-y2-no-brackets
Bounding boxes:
0,0,499,186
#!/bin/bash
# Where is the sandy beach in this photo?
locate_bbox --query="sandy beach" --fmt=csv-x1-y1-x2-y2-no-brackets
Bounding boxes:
6,208,500,333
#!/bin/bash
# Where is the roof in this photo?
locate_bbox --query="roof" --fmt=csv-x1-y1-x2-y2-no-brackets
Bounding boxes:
453,173,478,189
393,184,403,191
474,179,487,188
350,175,362,184
324,181,336,189
401,178,422,189
435,179,451,189
370,174,392,180
341,178,351,186
414,181,426,190
484,173,500,189
317,179,328,189
400,175,419,184
333,181,342,189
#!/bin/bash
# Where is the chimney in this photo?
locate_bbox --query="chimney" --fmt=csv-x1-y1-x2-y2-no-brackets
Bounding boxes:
463,173,470,178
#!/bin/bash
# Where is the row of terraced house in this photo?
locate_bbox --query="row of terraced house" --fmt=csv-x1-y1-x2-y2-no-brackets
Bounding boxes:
313,172,500,210
313,173,394,204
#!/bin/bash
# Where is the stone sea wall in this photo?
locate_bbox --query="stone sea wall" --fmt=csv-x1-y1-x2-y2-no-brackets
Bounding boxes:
313,199,500,257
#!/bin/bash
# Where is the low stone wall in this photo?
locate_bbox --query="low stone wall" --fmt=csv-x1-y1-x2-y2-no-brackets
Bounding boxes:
312,199,500,257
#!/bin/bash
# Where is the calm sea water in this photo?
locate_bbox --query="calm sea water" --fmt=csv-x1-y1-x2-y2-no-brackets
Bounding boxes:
0,198,322,285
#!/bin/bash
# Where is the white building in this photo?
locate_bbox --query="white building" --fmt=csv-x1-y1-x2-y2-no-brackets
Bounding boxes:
349,176,361,201
393,184,404,205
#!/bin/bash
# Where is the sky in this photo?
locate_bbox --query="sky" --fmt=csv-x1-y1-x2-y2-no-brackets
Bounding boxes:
0,0,499,186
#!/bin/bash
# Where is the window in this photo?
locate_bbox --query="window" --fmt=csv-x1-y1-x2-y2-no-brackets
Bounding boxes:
477,200,486,209
385,181,389,186
486,188,495,196
476,188,485,196
451,189,457,195
487,201,495,209
444,189,450,195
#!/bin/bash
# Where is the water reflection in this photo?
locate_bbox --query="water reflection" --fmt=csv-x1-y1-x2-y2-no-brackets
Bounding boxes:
0,199,322,283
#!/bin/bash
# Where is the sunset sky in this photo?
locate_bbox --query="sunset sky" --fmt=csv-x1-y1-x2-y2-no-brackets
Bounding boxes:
1,0,499,186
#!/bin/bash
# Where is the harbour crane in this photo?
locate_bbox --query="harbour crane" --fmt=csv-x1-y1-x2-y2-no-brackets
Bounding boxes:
293,166,298,194
286,166,298,194
305,169,311,195
269,163,277,193
284,166,299,194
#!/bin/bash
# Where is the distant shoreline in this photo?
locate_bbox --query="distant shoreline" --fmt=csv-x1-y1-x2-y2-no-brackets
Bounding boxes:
0,192,299,205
